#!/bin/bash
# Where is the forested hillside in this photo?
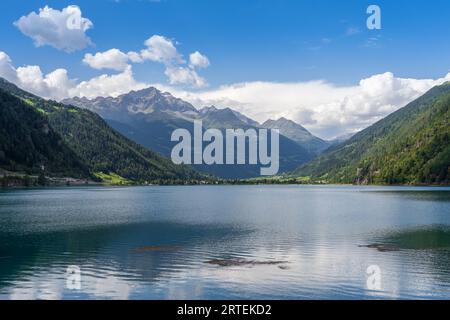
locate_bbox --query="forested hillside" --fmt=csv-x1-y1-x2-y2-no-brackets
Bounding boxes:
0,78,207,184
0,88,90,179
293,83,450,185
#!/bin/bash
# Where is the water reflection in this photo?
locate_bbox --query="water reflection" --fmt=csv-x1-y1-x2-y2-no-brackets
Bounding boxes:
380,225,450,250
366,189,450,202
0,186,449,299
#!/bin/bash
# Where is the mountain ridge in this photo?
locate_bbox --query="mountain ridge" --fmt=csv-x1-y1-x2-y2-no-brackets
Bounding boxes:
262,117,330,154
63,87,325,178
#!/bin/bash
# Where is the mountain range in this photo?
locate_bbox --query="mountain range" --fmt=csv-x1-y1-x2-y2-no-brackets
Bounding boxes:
63,88,330,178
2,75,447,186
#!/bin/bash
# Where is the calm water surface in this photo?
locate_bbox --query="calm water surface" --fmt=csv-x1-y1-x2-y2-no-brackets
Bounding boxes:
0,185,450,300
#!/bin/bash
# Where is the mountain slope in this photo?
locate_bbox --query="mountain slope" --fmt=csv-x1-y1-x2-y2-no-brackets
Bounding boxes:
199,106,260,127
293,83,450,185
200,107,255,128
0,87,90,179
0,78,206,184
47,107,204,183
262,117,330,155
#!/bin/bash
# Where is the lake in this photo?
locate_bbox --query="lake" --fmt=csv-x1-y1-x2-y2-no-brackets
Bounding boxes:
0,185,450,300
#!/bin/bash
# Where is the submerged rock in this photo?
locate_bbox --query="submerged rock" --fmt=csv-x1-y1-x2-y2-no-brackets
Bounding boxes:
359,243,400,252
206,258,288,267
132,245,179,253
278,265,290,270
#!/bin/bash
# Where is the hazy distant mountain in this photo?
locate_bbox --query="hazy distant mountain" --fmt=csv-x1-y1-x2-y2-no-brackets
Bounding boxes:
199,106,256,128
294,82,450,185
328,132,355,146
64,88,314,178
230,109,260,127
262,117,330,155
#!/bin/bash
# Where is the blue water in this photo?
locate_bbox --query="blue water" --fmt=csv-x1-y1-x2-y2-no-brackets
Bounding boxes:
0,185,450,300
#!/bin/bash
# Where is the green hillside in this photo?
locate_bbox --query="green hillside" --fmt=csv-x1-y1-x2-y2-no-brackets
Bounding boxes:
0,78,208,184
0,88,90,179
293,83,450,185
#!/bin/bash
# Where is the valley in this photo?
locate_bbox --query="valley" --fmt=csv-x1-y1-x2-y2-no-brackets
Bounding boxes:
1,77,449,186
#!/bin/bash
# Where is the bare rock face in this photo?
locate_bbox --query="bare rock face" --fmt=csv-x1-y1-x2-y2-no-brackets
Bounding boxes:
62,87,199,122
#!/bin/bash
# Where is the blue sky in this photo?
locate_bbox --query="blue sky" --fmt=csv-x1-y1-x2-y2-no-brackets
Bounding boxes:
2,0,450,85
1,0,450,138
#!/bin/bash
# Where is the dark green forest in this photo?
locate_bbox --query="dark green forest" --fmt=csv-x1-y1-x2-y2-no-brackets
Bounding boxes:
0,89,90,178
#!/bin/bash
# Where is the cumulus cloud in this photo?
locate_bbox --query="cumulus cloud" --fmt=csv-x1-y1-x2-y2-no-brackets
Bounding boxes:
72,66,146,98
16,66,75,101
140,35,184,65
139,35,207,88
189,51,210,68
0,51,145,100
127,51,143,63
1,51,77,100
0,52,18,83
83,49,131,71
158,72,450,139
14,5,93,52
165,66,207,88
83,35,210,88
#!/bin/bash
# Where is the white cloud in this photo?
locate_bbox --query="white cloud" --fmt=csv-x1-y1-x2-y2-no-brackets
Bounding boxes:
16,66,75,101
0,51,145,100
157,72,450,139
127,51,143,63
165,66,206,88
83,49,131,71
139,35,207,87
71,66,146,98
82,35,209,88
0,52,18,83
14,5,93,52
189,51,210,68
1,50,449,138
140,35,184,65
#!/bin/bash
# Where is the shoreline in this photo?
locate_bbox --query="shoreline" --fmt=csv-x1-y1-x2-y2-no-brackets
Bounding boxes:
1,180,449,189
1,169,449,189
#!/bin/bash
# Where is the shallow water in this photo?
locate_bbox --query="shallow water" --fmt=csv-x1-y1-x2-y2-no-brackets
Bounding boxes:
0,185,449,300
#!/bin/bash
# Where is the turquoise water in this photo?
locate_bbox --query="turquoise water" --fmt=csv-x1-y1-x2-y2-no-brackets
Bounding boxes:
0,185,450,300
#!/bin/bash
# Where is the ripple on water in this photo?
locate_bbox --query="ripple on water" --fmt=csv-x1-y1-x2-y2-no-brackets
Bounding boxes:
1,186,450,299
